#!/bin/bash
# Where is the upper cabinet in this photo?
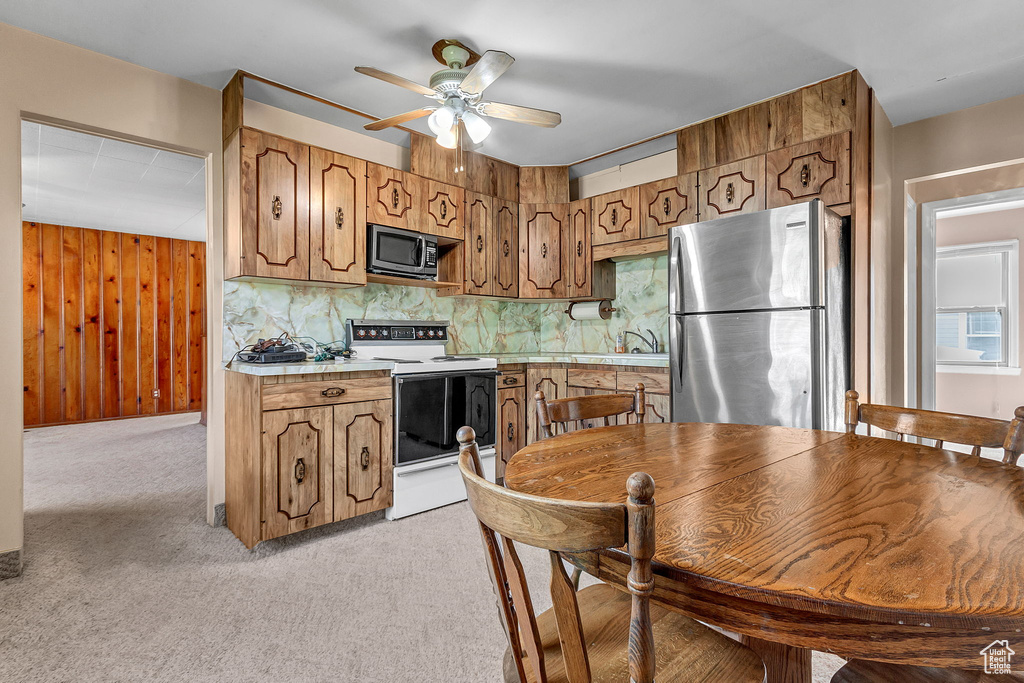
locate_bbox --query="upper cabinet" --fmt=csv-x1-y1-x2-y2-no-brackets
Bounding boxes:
567,199,592,297
766,132,850,209
592,187,640,245
494,199,519,298
639,174,697,238
519,203,568,299
417,180,464,240
366,163,419,230
464,192,495,296
238,129,310,280
309,147,366,286
698,156,766,221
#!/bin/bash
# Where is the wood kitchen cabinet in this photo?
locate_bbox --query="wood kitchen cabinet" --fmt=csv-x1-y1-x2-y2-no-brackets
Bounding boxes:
496,386,525,481
567,199,593,298
640,173,698,238
226,371,394,548
309,147,366,285
333,399,393,520
525,367,567,443
766,132,850,210
698,156,766,221
366,162,418,229
261,406,333,540
566,368,620,430
592,186,641,245
494,199,519,298
464,192,494,296
417,180,464,240
237,128,310,280
617,370,671,423
519,203,569,299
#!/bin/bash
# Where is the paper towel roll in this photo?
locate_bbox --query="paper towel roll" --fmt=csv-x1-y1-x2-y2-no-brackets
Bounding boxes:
565,300,615,320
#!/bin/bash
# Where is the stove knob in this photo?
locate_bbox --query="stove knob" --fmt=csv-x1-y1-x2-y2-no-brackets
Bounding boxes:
369,329,377,337
381,329,389,337
427,329,435,337
417,330,425,339
356,329,366,338
436,328,446,339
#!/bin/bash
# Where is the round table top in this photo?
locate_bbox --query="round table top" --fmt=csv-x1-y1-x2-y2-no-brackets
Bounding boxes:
503,422,1024,631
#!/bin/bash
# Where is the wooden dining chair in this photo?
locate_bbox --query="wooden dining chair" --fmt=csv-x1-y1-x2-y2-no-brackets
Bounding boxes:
536,382,646,439
456,426,766,683
834,391,1024,683
844,390,1024,464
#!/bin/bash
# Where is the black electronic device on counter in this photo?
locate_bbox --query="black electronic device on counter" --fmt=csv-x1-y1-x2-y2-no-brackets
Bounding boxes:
237,344,308,364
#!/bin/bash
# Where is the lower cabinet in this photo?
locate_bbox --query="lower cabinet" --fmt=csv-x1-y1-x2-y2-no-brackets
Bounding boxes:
617,370,671,423
525,367,568,444
334,400,393,521
496,387,525,481
226,371,393,548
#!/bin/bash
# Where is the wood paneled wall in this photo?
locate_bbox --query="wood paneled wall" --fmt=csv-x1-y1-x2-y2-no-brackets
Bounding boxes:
23,222,205,427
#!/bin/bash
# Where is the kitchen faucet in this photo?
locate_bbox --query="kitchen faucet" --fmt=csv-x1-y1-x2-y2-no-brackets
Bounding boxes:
623,329,658,354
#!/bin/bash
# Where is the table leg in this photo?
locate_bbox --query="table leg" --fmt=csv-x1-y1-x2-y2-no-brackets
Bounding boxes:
740,635,812,683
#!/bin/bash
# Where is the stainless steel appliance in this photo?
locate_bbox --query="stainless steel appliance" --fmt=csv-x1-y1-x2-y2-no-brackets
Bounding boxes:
346,319,497,519
366,224,438,280
669,200,850,430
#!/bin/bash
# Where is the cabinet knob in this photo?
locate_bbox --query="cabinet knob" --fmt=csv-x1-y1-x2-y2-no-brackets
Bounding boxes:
440,199,448,220
335,206,344,230
610,208,618,226
360,446,370,470
502,239,510,257
507,422,515,442
800,163,810,188
294,458,306,483
476,235,483,252
272,195,283,220
391,187,400,209
502,376,517,385
663,196,672,216
576,240,583,257
320,387,346,398
541,243,547,258
726,183,735,203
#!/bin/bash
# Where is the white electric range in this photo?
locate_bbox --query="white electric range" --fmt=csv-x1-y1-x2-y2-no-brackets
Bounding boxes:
346,319,498,520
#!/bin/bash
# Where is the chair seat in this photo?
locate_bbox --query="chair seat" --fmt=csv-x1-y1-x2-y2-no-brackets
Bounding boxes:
832,659,1024,682
503,583,765,683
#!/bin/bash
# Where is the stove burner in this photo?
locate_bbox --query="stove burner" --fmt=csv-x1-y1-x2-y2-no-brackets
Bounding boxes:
431,355,479,361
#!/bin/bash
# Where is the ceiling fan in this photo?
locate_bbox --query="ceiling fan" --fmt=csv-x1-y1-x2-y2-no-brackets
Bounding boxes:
355,39,561,158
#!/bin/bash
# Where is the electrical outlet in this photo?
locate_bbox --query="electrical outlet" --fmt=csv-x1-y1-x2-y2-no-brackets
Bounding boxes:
152,389,160,398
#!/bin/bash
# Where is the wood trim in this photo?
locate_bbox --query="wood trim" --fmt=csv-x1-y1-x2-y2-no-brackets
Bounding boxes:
23,223,206,427
592,236,668,262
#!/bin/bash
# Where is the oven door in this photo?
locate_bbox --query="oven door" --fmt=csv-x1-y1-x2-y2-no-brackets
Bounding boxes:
394,370,497,466
368,225,431,277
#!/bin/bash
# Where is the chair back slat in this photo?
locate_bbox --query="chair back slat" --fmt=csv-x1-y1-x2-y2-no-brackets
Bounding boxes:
845,390,1024,465
548,550,591,683
457,426,657,683
537,383,646,440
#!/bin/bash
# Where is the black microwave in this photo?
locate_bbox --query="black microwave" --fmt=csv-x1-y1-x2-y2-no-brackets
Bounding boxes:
367,224,437,280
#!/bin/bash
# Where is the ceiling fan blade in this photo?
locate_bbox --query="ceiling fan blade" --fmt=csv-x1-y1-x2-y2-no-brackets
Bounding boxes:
458,51,515,95
479,101,561,128
354,66,436,97
363,108,434,131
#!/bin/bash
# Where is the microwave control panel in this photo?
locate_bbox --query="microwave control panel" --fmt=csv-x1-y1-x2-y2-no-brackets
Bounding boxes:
347,320,449,344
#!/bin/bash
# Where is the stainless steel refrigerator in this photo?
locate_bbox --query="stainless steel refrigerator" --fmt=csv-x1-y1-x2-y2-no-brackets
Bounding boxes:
669,200,850,431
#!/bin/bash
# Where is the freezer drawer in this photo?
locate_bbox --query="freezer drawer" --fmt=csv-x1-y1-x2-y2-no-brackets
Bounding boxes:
669,201,822,313
670,309,821,429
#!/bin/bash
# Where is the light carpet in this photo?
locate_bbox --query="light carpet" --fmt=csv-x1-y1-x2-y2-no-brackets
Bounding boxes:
1,414,844,681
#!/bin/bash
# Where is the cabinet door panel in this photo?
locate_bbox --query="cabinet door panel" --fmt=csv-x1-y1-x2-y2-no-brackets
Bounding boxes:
519,203,568,298
568,199,591,298
766,132,850,209
465,192,494,296
262,407,332,540
419,180,464,240
242,129,309,279
640,173,697,238
566,386,622,431
494,199,519,298
334,399,393,520
643,393,671,424
310,147,366,285
525,368,567,444
496,387,525,481
592,187,640,245
698,156,766,221
366,163,417,229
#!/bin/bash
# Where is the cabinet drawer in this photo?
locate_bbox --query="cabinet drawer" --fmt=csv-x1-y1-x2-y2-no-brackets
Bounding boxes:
262,377,392,411
498,372,526,389
567,369,617,391
617,371,670,395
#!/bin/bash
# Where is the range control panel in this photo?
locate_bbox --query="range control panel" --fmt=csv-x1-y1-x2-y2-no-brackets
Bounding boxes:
346,319,449,344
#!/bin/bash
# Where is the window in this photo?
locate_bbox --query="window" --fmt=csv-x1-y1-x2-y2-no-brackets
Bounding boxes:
936,240,1018,367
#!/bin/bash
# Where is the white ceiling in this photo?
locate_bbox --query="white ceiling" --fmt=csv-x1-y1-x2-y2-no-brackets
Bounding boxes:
21,122,207,241
3,1,1024,166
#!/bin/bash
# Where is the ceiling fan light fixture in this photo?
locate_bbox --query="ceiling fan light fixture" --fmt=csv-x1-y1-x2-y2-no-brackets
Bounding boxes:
435,123,458,149
461,110,491,144
427,105,456,136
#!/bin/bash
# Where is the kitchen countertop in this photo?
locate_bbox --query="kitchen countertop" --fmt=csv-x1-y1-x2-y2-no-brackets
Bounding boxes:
225,351,670,376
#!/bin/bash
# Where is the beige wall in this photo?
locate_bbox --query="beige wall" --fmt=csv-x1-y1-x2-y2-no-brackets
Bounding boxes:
0,22,225,557
935,207,1024,419
889,93,1024,406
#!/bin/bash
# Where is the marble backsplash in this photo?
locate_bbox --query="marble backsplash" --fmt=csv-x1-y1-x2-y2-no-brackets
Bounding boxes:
223,255,669,361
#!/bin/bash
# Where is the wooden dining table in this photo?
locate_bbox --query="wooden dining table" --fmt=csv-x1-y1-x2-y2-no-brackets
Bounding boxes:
503,422,1024,683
